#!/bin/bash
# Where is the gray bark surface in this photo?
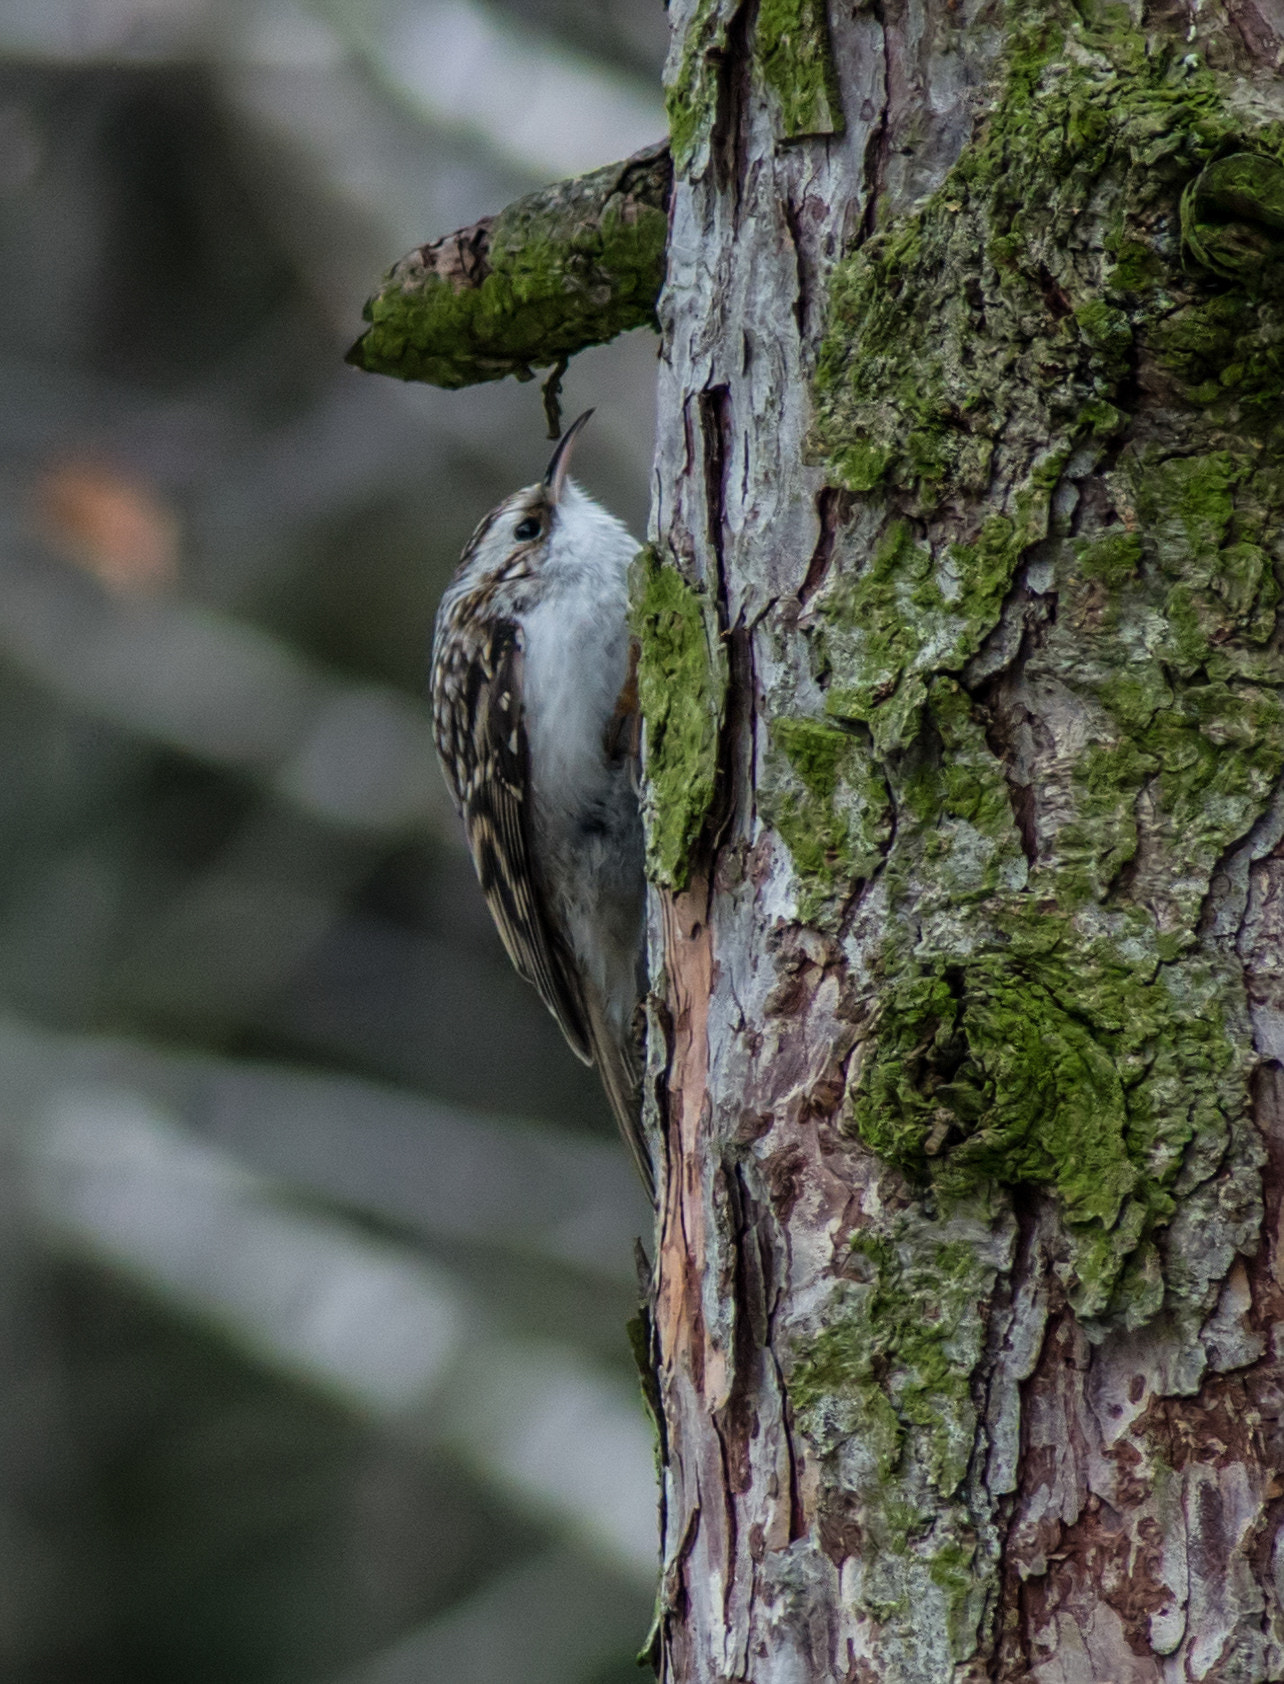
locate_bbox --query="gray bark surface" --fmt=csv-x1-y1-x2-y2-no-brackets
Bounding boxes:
643,4,1284,1681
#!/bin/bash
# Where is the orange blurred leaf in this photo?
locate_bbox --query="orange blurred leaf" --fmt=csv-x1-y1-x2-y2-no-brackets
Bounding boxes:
34,461,180,593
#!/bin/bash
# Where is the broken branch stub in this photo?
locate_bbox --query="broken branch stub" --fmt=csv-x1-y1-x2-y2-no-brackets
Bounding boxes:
347,141,672,388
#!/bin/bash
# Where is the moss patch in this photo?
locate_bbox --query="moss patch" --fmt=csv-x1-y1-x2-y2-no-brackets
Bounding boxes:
350,147,670,386
819,501,1055,755
758,718,890,925
893,679,1029,910
631,547,727,890
1181,151,1284,281
665,0,738,176
1050,448,1284,918
790,1229,992,1498
852,958,1153,1318
810,18,1254,512
756,0,844,140
788,1209,1004,1661
669,0,842,172
774,8,1284,1329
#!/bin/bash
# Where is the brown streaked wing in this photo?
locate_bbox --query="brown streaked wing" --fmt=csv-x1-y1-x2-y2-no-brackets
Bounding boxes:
452,618,593,1064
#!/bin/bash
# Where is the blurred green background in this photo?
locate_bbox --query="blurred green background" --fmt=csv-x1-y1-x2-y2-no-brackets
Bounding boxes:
0,2,665,1678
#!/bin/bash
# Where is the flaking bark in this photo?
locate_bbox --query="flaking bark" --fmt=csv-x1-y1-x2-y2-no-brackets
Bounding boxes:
347,140,670,386
640,3,1284,1681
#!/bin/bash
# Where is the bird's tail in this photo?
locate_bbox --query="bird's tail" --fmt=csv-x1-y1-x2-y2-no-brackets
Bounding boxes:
583,994,652,1202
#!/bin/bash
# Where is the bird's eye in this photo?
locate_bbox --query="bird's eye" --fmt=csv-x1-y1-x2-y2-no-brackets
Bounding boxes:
514,516,541,541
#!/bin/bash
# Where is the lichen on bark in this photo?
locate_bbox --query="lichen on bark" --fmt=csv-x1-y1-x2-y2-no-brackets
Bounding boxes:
809,17,1252,509
788,1203,1013,1667
756,716,890,924
664,0,740,176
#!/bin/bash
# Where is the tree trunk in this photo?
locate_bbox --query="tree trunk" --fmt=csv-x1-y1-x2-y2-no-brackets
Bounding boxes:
641,3,1284,1680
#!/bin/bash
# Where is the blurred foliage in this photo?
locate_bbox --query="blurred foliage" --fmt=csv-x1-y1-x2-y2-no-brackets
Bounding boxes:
0,2,664,1679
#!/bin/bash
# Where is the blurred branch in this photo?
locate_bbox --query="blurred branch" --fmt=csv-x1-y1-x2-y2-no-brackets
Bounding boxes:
333,1545,647,1684
0,1017,648,1280
22,1064,657,1579
347,140,670,387
0,537,457,842
310,0,664,182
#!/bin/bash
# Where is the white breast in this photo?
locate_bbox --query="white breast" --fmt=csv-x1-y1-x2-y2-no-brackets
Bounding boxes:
519,481,638,826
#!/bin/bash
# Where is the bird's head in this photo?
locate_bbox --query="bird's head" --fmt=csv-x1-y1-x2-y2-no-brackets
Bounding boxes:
446,409,597,602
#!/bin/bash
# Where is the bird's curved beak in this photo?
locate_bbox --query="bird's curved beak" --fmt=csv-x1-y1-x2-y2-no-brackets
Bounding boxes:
543,409,594,503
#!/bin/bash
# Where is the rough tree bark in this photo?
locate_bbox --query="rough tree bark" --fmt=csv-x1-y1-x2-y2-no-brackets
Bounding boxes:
638,3,1284,1681
353,3,1284,1679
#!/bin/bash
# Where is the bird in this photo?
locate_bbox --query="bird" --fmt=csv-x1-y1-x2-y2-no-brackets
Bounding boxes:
430,410,651,1196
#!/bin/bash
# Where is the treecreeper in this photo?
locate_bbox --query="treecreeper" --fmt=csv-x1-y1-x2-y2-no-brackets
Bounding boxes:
430,411,651,1196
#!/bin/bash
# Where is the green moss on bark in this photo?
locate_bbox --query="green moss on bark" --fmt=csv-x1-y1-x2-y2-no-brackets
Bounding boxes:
756,0,844,140
791,1230,992,1498
665,0,736,176
771,10,1282,1335
820,499,1056,754
631,547,727,890
788,1208,1006,1663
1180,151,1284,281
667,0,842,174
349,146,670,386
810,21,1244,510
848,951,1214,1319
758,717,890,924
760,9,1284,1672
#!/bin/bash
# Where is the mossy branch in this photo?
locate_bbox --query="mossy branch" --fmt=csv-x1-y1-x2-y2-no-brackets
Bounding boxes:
347,141,671,388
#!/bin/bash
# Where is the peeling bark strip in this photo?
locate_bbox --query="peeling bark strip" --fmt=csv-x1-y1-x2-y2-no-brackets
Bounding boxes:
347,141,670,386
646,2,1284,1681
